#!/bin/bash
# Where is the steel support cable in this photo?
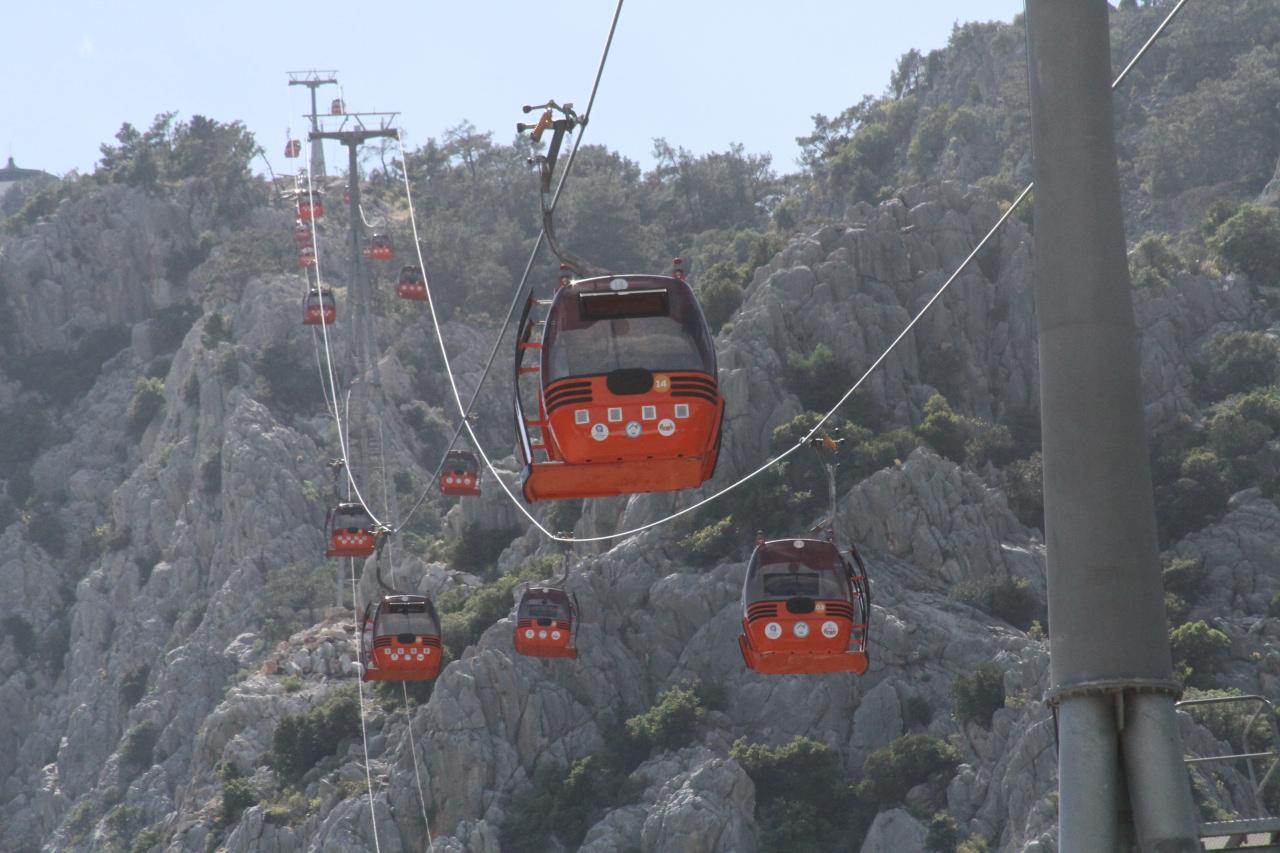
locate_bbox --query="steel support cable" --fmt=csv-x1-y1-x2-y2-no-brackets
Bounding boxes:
1111,0,1190,90
402,682,434,847
349,561,384,853
310,328,340,421
304,157,386,527
396,0,1181,546
392,0,625,535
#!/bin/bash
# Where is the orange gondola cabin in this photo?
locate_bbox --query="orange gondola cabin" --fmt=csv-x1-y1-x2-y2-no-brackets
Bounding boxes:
513,586,578,658
296,246,316,268
739,538,871,675
359,595,442,681
284,138,302,158
363,233,394,262
303,288,336,326
439,450,481,497
325,502,376,558
396,265,426,301
514,270,724,501
297,191,324,221
293,221,313,248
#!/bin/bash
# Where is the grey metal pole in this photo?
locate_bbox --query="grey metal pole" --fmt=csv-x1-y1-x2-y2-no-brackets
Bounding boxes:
308,86,326,178
1059,695,1124,851
1024,0,1198,849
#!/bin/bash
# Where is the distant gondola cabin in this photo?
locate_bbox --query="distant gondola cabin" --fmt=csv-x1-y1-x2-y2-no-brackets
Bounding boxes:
331,98,344,115
303,288,336,326
360,595,442,681
297,191,324,221
284,139,302,158
513,586,578,658
396,265,426,301
296,246,316,268
325,502,376,558
738,538,870,675
293,221,313,248
439,450,481,497
363,233,394,262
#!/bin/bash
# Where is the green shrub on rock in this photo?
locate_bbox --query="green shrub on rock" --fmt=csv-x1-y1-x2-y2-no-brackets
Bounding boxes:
1171,620,1231,688
949,663,1006,728
856,733,961,808
268,686,360,782
1209,204,1280,284
126,377,166,438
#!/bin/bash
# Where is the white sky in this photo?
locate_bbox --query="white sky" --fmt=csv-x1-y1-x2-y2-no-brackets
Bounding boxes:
3,1,1023,177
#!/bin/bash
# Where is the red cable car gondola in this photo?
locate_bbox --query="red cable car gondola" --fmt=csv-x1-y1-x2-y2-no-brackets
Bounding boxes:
363,233,394,262
331,98,345,115
325,502,377,558
513,586,578,658
738,537,871,675
359,594,443,681
439,450,481,497
285,139,302,159
513,268,725,501
293,221,313,248
303,287,337,326
297,191,324,222
396,265,426,301
296,246,316,268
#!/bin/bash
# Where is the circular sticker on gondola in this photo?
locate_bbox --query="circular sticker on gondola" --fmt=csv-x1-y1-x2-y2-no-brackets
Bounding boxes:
591,423,609,441
609,278,628,291
625,421,642,438
653,375,671,392
658,418,676,437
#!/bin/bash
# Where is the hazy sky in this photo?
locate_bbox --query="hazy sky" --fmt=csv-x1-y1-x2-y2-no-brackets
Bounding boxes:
5,1,1023,178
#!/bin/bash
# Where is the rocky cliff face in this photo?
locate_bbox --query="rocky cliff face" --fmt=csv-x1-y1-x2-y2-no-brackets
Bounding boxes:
1,166,1274,853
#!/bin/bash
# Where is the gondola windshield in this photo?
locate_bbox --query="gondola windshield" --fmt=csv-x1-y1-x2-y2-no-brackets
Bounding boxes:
747,541,850,601
762,572,822,597
525,602,564,620
543,282,715,382
377,599,437,635
332,505,368,528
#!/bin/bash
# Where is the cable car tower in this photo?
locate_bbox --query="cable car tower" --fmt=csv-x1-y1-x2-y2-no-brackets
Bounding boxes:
309,109,401,607
288,70,339,178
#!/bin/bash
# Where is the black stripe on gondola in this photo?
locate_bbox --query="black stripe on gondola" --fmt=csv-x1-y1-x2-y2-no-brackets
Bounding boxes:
546,394,593,414
823,603,856,619
545,381,593,404
747,602,778,622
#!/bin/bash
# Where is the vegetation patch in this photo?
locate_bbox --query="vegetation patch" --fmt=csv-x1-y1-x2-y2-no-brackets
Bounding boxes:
268,685,360,782
949,575,1042,630
1171,620,1231,688
949,663,1006,728
732,735,870,851
126,377,166,438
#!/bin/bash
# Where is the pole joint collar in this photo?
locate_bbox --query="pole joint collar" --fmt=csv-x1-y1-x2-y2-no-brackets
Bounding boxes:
1045,677,1182,707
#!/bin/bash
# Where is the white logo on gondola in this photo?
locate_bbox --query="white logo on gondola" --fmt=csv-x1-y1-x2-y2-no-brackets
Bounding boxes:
657,419,676,437
591,423,609,441
625,421,642,438
609,278,628,291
